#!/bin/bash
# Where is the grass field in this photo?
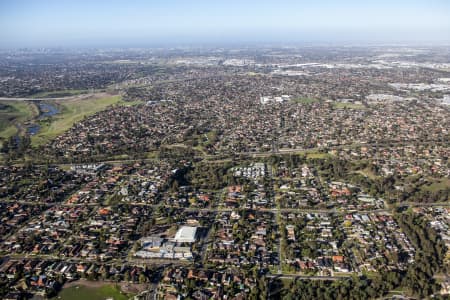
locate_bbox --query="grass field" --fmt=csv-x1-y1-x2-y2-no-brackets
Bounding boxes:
306,152,333,159
0,101,38,140
53,284,129,300
333,102,366,109
421,178,450,192
31,95,124,145
292,97,320,104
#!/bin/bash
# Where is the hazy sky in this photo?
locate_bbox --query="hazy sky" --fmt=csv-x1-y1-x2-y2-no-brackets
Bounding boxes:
1,0,450,47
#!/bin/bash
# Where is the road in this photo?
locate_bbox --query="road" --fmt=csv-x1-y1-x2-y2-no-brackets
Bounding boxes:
267,274,350,280
7,252,190,268
0,92,104,102
7,137,448,168
0,197,396,215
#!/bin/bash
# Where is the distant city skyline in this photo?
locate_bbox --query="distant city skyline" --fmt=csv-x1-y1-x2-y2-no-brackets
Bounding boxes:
1,0,450,48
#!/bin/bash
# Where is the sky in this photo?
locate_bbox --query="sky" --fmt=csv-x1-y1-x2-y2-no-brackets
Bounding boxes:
1,0,450,48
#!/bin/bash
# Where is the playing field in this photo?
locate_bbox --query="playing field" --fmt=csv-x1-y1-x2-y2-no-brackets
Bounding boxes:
292,97,320,104
53,284,129,300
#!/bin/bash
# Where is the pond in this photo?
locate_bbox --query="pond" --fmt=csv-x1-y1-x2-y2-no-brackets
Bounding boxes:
25,102,60,135
39,102,59,119
27,124,40,135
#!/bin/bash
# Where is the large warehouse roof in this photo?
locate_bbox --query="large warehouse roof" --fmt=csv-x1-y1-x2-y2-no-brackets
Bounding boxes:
173,226,197,243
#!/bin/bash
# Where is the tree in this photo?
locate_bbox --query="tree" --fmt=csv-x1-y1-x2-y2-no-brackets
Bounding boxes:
138,273,147,284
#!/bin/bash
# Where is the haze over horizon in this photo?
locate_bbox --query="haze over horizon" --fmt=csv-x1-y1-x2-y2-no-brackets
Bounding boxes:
1,0,450,48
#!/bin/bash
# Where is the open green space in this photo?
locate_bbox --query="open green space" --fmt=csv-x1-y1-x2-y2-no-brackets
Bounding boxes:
121,100,144,106
292,97,320,104
31,95,125,145
52,284,129,300
0,101,38,140
421,178,450,192
306,151,333,159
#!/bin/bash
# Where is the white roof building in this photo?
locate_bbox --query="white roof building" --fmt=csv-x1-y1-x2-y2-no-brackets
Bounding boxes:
173,226,197,243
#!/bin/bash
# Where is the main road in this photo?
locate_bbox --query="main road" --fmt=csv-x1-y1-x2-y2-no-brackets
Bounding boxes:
267,274,350,280
0,91,111,102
